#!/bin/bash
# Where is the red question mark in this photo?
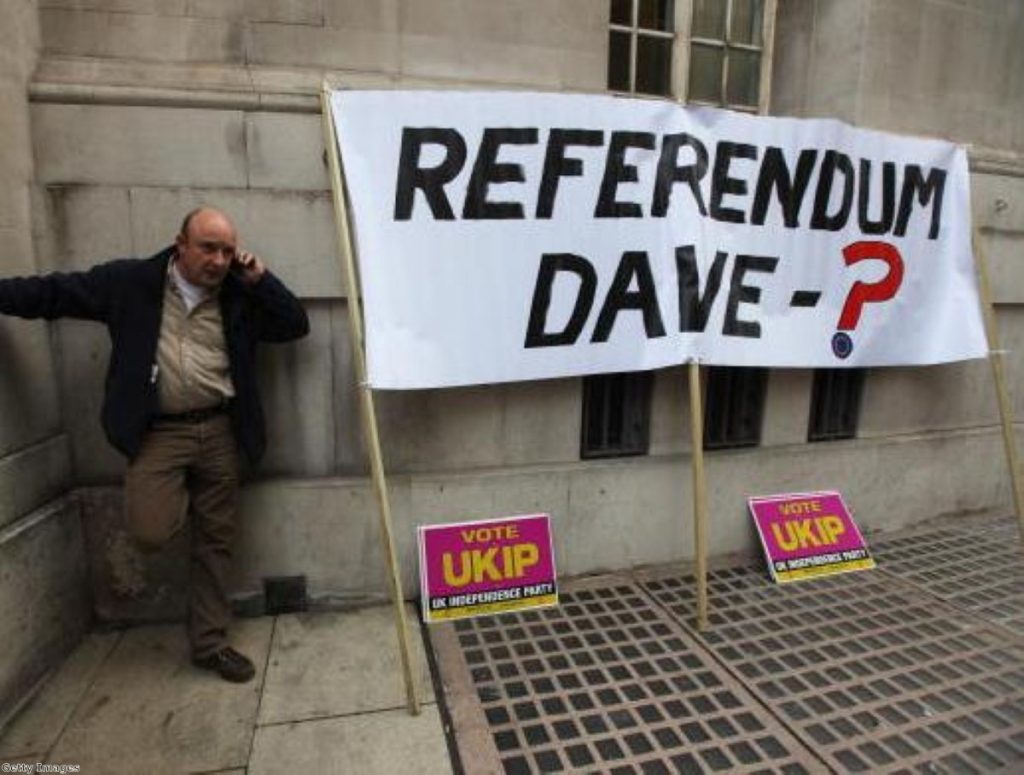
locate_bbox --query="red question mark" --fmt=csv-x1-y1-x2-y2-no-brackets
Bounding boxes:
837,241,904,330
831,241,904,359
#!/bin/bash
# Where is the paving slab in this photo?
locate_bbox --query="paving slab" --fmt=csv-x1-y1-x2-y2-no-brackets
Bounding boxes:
0,631,119,758
259,604,434,724
48,617,272,775
248,705,452,775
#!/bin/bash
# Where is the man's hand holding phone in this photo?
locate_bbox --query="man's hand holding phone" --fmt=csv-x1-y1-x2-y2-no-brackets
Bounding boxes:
232,251,266,286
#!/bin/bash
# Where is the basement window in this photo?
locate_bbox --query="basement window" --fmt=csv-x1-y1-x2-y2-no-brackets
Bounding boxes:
703,366,766,449
808,369,865,442
581,372,653,458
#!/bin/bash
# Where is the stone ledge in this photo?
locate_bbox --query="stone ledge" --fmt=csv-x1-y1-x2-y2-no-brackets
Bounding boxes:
0,434,73,532
29,56,564,114
29,57,1024,180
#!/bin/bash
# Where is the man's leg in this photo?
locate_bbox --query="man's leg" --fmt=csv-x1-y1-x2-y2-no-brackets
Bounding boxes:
187,414,253,681
123,425,192,551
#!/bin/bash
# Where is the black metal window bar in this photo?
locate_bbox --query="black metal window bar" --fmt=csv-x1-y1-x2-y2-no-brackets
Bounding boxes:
581,372,654,458
703,366,767,449
808,368,865,442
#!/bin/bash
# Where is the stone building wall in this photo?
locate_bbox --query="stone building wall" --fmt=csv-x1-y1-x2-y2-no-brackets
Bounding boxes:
0,0,89,726
5,0,1023,615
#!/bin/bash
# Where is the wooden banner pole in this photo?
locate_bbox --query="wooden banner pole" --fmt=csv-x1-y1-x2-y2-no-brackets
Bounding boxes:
687,361,709,631
320,83,420,716
973,226,1024,541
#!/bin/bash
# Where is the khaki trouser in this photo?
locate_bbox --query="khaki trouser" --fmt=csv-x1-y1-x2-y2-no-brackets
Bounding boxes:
123,413,239,658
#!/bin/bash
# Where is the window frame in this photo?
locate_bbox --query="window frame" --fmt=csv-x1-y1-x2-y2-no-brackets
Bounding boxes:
607,0,778,111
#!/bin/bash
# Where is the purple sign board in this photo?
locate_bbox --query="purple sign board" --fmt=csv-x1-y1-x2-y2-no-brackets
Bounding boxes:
748,491,875,583
418,514,558,623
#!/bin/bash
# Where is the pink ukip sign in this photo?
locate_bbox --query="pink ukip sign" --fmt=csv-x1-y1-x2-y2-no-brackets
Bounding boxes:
748,491,875,583
418,513,558,623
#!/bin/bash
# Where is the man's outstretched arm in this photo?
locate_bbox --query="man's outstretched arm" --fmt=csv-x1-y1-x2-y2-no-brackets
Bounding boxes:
0,263,114,322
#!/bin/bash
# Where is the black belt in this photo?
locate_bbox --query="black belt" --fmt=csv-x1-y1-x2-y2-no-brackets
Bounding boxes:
153,404,230,423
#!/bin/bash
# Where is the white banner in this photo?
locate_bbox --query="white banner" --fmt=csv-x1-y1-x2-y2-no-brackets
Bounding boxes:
331,90,986,390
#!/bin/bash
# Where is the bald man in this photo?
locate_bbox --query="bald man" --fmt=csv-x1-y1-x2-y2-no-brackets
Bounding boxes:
0,208,309,682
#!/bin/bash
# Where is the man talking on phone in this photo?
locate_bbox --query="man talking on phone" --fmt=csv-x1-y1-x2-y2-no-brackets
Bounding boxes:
0,207,309,682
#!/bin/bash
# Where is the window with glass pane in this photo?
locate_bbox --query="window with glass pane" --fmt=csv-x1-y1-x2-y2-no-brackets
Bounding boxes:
808,369,865,442
607,0,675,96
609,0,769,107
687,0,765,110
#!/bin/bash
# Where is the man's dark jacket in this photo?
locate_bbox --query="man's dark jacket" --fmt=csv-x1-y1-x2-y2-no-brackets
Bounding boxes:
0,246,309,461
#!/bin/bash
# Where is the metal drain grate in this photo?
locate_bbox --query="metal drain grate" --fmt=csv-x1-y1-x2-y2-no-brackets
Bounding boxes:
642,564,1024,774
874,521,1024,635
431,575,820,774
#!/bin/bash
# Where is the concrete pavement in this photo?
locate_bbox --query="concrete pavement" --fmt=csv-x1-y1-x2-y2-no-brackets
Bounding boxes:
3,514,1024,773
0,605,452,775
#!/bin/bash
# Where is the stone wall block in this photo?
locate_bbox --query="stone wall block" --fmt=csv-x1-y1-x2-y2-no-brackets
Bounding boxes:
859,0,1020,149
374,385,505,473
127,186,344,297
0,219,64,453
648,367,690,456
563,461,688,574
244,0,323,25
186,0,246,19
768,0,814,116
497,379,580,466
246,22,399,71
0,0,40,83
53,320,127,483
257,302,335,477
972,172,1024,232
38,0,188,15
996,307,1024,420
231,477,412,602
32,104,247,188
324,0,398,31
804,0,868,121
245,112,330,192
326,301,372,476
0,436,72,532
41,185,134,272
858,360,997,438
39,8,244,63
984,230,1024,306
0,85,34,189
761,369,815,447
400,34,603,90
399,0,605,51
78,487,188,624
0,500,90,718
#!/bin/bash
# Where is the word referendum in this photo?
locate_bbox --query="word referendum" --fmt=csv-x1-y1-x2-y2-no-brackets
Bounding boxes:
395,128,946,239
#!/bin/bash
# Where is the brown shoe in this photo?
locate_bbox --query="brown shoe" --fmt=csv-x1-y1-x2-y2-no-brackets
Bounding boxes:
192,646,256,683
